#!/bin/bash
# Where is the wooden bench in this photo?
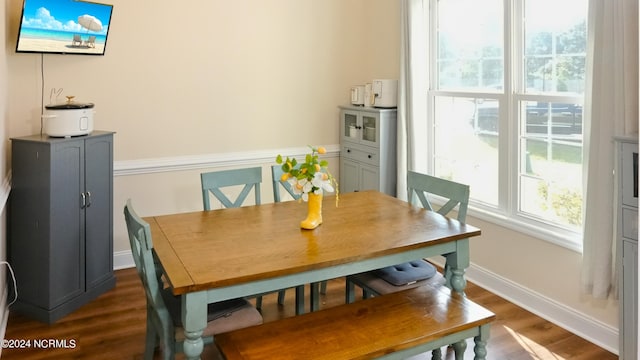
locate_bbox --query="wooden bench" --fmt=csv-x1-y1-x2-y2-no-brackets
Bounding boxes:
215,284,496,360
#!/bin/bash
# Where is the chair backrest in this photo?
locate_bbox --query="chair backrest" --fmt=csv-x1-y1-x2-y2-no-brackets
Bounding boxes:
407,171,470,222
73,34,81,42
123,199,174,337
271,165,301,203
200,167,262,210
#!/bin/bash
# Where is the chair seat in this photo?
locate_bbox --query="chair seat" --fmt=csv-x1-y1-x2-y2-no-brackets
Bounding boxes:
374,259,437,286
161,289,263,340
350,269,445,295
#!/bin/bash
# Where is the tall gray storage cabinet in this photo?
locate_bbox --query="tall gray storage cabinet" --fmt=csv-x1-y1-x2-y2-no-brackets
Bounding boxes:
9,131,116,323
339,105,397,196
616,136,638,360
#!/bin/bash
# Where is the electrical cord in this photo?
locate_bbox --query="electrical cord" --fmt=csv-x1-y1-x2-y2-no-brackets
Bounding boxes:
40,53,64,137
0,261,17,307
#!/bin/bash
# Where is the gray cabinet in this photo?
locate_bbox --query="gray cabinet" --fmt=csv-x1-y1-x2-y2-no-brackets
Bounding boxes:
616,136,638,360
9,131,116,323
339,106,396,196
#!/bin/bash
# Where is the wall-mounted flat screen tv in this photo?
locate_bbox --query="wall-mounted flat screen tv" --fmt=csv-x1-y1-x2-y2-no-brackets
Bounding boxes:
16,0,113,56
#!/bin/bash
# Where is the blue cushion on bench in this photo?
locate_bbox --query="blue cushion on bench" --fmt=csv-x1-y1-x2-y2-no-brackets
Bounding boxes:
374,260,437,286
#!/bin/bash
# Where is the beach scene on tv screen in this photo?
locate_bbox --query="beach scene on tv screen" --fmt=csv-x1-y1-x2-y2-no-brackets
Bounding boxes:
16,0,112,54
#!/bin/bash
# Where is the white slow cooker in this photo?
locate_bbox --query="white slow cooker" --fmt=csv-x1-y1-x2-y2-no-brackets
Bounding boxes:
42,101,95,137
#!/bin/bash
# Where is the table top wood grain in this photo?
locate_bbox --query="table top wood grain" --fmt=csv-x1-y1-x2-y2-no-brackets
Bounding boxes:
146,191,481,295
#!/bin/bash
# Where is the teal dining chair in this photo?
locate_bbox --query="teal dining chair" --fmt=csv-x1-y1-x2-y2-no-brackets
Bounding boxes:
201,167,263,210
346,171,470,301
271,164,300,203
200,167,287,308
124,199,263,360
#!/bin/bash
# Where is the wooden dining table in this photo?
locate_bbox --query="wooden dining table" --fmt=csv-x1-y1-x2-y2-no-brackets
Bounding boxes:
146,190,481,360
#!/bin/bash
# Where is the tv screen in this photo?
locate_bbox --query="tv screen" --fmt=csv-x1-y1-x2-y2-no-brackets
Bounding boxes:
16,0,113,56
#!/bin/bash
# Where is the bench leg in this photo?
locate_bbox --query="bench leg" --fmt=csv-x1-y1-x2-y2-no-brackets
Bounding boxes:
473,324,491,360
453,339,467,360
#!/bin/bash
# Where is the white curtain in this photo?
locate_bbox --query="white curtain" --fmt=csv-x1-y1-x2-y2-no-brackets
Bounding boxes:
581,0,638,299
397,0,428,200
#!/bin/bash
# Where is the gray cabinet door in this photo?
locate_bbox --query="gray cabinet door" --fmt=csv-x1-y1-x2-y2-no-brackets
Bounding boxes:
84,135,114,288
359,163,380,191
49,140,85,307
340,158,360,193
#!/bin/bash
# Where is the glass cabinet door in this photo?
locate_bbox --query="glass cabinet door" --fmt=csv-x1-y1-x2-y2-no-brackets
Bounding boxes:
361,114,378,145
343,111,359,140
340,108,381,146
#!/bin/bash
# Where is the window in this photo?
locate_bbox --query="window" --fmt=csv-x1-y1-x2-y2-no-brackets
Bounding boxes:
427,0,587,249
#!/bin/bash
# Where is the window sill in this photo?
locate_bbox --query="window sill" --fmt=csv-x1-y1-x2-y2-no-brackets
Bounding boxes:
467,204,584,254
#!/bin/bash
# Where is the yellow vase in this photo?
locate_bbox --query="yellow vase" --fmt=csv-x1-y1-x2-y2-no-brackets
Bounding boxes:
301,192,323,230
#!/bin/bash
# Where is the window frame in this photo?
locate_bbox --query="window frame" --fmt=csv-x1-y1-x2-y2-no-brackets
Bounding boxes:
425,0,585,253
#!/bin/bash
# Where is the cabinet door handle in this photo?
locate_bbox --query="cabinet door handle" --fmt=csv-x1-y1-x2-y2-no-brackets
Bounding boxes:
80,192,92,208
347,149,351,153
368,154,372,159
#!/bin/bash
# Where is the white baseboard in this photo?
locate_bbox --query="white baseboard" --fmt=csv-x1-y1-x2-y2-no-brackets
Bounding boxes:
114,250,135,270
463,262,619,355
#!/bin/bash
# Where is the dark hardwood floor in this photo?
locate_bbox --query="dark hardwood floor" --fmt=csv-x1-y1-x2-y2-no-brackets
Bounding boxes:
2,268,616,359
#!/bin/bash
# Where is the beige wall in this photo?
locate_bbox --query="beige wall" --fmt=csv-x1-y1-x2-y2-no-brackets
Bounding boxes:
7,0,399,159
2,0,619,353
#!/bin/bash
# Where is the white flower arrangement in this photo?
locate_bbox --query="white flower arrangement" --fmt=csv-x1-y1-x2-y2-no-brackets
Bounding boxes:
275,146,338,202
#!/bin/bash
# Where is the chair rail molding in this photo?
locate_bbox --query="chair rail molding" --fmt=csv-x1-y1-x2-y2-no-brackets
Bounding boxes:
113,145,340,176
